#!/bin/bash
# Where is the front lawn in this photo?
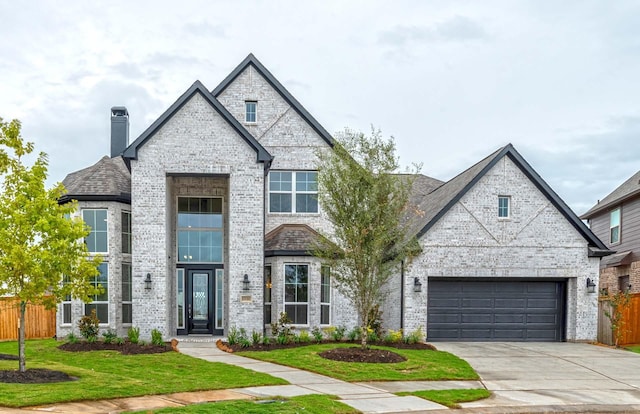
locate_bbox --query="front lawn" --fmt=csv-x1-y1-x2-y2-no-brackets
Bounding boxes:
137,395,359,414
625,345,640,354
238,343,478,382
397,389,491,408
0,340,287,408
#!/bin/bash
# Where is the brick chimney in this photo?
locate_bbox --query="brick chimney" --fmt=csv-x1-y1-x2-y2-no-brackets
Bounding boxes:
110,106,129,158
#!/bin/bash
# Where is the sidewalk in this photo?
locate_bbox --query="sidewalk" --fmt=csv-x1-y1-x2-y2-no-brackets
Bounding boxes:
6,340,483,414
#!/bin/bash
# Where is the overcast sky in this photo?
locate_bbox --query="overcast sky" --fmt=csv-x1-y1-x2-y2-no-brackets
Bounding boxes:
1,1,639,215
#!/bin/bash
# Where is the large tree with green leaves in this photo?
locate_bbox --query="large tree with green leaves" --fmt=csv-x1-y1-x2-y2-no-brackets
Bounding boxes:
314,128,420,349
0,118,101,372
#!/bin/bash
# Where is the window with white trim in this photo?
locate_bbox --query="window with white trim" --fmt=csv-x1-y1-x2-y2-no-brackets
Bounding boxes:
610,207,621,244
62,275,71,325
269,171,318,213
245,101,257,123
83,209,108,253
122,263,132,324
284,264,308,325
122,211,131,254
498,196,510,218
320,266,331,325
85,262,108,323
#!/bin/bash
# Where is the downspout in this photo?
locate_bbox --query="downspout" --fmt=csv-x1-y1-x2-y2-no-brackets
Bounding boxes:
400,260,404,331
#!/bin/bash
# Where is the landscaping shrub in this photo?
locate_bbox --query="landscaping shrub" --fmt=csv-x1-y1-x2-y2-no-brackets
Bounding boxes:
151,329,164,346
347,326,360,341
227,326,240,345
298,330,311,343
332,325,346,341
404,326,424,344
251,330,262,346
311,327,323,343
66,332,79,344
78,309,100,341
383,329,403,343
102,329,118,344
271,312,295,344
127,326,140,344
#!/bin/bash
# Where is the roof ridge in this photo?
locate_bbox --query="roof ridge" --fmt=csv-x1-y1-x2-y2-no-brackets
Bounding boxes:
211,53,334,147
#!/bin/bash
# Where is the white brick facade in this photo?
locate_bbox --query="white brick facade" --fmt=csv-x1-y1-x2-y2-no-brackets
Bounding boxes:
392,156,600,341
58,55,602,343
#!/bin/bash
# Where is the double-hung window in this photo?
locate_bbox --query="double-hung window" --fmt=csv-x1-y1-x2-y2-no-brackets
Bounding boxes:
122,263,132,324
264,265,272,325
85,262,109,323
498,196,510,219
284,264,308,325
610,207,621,244
269,171,318,213
83,209,108,253
61,275,72,324
122,211,131,254
320,266,331,325
245,101,257,123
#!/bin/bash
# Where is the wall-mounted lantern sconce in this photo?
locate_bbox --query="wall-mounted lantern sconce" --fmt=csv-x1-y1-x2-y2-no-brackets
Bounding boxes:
243,274,250,291
586,277,596,294
413,277,422,293
144,273,152,290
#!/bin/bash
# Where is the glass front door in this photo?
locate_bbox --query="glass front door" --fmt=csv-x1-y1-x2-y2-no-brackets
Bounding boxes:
185,269,224,334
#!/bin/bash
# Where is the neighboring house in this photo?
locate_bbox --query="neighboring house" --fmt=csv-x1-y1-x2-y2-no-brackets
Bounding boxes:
581,170,640,295
57,54,608,342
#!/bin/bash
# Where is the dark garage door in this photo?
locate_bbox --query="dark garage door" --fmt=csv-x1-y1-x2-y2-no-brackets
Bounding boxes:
427,279,565,342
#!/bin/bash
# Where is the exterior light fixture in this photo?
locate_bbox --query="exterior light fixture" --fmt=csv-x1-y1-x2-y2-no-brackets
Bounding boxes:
413,277,422,293
586,277,596,294
243,274,250,291
145,273,152,290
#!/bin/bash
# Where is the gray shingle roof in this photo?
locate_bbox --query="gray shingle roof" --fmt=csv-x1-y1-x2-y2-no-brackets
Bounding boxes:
581,170,640,219
60,156,131,203
404,144,608,252
265,224,325,256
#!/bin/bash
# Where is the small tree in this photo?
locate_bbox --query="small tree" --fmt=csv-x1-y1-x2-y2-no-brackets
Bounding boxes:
604,289,632,347
314,128,420,349
0,118,101,372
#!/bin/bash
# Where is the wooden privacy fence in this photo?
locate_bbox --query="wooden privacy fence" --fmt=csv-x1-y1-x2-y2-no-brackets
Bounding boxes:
598,293,640,346
0,297,56,341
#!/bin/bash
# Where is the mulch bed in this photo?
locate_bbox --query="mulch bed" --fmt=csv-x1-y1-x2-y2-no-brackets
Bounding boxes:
224,340,437,353
58,341,172,355
319,347,407,363
0,368,77,384
0,354,19,361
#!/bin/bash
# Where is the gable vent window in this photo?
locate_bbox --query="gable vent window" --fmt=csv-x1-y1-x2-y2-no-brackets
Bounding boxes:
610,207,621,244
498,196,510,219
245,101,257,123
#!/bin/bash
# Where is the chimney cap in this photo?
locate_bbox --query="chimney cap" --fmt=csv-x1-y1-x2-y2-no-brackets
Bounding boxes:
111,106,128,117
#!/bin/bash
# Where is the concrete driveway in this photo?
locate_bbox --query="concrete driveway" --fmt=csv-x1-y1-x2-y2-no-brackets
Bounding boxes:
435,342,640,411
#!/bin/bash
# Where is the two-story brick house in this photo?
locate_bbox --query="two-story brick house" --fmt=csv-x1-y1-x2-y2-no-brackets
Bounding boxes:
581,170,640,294
58,54,608,342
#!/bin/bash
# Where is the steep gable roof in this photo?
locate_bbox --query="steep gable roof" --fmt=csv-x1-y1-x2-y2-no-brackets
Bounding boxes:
212,53,334,147
581,169,640,219
409,144,608,253
60,155,131,204
123,80,272,164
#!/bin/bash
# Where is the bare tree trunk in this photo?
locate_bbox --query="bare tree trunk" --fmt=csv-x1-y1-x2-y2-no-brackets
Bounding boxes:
19,301,26,372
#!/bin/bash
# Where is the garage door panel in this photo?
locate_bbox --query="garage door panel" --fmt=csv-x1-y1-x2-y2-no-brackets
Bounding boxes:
428,279,564,342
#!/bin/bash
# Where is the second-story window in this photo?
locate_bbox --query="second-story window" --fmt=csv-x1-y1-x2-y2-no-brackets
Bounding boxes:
245,101,257,123
610,207,621,244
122,211,131,254
83,209,108,253
269,171,318,213
498,196,510,219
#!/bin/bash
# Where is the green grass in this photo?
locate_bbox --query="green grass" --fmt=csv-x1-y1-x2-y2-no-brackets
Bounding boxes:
0,340,287,408
138,395,358,414
397,389,491,408
625,345,640,354
238,343,478,382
